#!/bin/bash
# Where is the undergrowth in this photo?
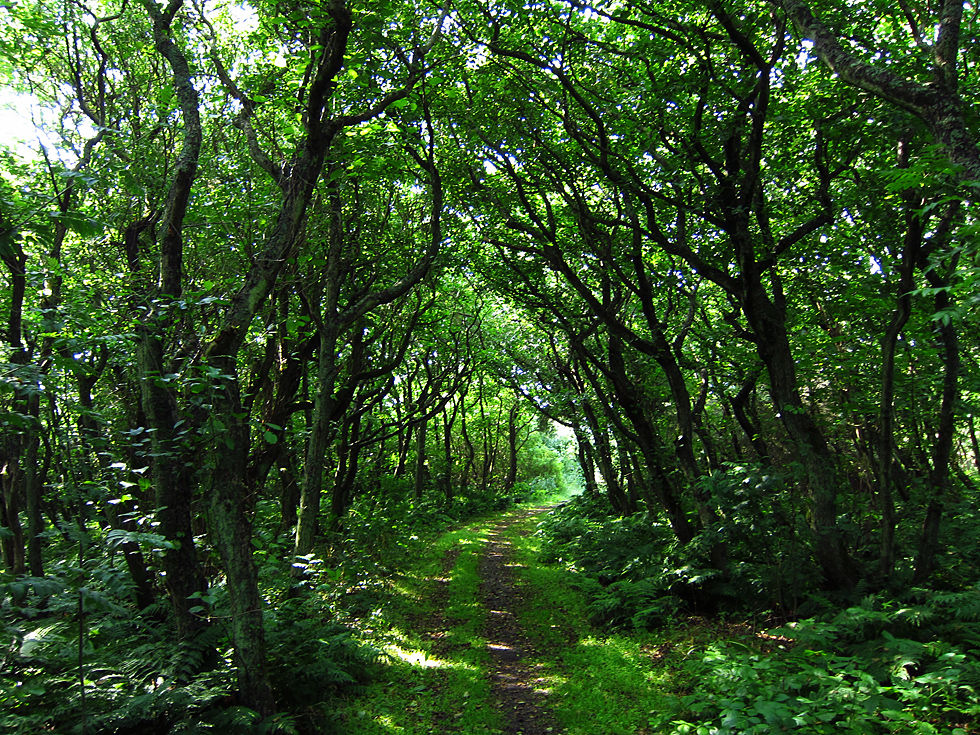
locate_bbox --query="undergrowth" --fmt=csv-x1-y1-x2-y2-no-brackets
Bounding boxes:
0,562,374,734
532,484,980,734
1,476,538,734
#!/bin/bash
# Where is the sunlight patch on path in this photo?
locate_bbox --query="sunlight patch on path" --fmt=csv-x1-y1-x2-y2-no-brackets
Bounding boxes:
479,509,564,734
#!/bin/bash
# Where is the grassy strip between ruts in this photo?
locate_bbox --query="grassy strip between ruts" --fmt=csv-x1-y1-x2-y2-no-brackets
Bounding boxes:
500,512,695,735
336,517,502,734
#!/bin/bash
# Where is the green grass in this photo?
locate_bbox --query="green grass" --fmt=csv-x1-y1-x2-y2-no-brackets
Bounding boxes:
337,503,702,734
500,512,693,734
336,520,502,734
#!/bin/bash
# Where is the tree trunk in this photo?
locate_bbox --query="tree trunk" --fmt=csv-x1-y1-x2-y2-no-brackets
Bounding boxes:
295,324,340,557
573,425,600,498
0,466,25,574
729,369,770,460
504,404,519,493
460,401,475,492
414,416,428,500
876,176,922,579
913,281,960,584
330,414,362,527
206,359,276,715
442,407,454,502
969,415,980,474
137,324,210,640
582,401,628,512
278,449,300,534
740,269,856,588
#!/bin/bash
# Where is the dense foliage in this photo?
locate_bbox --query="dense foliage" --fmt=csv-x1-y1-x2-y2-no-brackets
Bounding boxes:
1,0,979,729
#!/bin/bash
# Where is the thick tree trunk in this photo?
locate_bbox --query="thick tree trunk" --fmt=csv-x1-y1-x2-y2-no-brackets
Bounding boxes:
137,327,210,639
741,272,856,589
774,0,980,181
206,359,276,715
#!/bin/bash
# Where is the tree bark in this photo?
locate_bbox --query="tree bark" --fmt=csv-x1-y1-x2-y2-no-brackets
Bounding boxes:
913,275,961,583
773,0,980,181
414,416,429,500
504,403,519,493
442,405,455,502
739,267,856,588
205,359,275,714
876,150,923,579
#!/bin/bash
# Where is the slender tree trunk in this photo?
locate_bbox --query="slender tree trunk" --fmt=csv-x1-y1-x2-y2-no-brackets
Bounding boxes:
330,414,362,526
504,404,519,493
969,415,980,474
414,417,428,500
913,282,960,584
876,173,922,579
295,323,340,557
604,336,694,542
2,234,30,575
77,367,155,609
278,449,300,534
0,467,25,574
572,425,599,498
730,369,769,460
394,382,413,478
583,402,627,512
22,393,43,578
460,404,475,492
442,406,454,502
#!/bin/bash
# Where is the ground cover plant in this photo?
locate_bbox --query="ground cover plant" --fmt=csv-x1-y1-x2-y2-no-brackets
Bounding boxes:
531,489,980,733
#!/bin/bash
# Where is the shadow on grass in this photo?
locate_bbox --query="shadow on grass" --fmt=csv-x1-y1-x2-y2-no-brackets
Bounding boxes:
336,526,504,734
501,514,689,735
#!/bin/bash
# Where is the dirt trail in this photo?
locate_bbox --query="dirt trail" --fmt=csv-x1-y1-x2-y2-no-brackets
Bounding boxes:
478,509,561,735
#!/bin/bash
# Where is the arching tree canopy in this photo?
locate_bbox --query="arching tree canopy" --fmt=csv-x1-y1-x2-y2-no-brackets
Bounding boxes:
1,0,979,730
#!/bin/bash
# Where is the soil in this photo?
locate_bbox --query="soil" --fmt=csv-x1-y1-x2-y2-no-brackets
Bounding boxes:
477,509,561,735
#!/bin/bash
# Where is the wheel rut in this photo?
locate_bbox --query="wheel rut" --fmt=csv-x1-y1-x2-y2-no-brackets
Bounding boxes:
478,509,561,735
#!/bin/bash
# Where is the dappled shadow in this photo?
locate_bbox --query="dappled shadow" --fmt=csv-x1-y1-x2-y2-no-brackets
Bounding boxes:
480,516,564,735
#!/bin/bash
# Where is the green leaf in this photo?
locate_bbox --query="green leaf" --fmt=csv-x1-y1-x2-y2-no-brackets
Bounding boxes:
0,227,18,261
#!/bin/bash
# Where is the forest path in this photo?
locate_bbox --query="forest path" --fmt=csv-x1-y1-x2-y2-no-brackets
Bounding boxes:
340,502,604,734
477,508,562,734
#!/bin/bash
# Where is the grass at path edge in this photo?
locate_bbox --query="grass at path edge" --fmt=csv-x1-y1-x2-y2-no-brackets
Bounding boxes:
336,517,502,734
501,512,692,735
